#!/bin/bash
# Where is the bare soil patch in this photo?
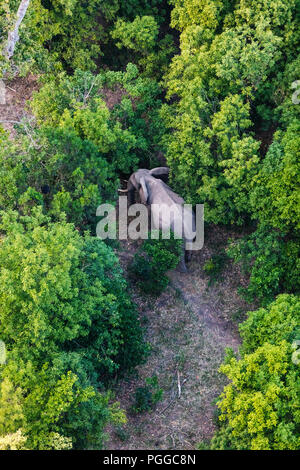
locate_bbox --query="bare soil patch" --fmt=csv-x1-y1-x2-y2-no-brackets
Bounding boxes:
0,74,39,136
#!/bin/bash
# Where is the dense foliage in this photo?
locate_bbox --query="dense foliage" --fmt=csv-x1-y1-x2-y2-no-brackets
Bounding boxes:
30,65,165,171
0,209,146,449
0,0,169,76
111,15,175,79
0,0,299,451
163,0,300,301
211,295,300,450
0,126,114,230
228,224,300,304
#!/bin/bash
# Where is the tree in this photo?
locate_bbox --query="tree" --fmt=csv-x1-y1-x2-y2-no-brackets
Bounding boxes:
111,15,175,79
0,209,146,448
211,295,300,450
239,294,300,353
112,16,159,53
228,224,300,303
30,65,165,172
0,125,115,230
250,120,300,232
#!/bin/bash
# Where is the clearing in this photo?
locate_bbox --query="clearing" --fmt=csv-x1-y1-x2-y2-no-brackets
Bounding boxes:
105,225,257,450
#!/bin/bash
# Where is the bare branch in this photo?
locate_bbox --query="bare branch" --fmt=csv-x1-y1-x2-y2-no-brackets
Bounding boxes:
177,371,181,398
0,119,40,149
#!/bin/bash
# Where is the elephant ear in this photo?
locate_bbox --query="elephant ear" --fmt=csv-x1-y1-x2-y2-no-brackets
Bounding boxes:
140,177,149,204
150,167,170,178
129,173,139,191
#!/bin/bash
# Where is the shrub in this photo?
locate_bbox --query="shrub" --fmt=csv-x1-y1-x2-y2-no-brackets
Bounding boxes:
228,224,300,303
203,250,230,285
129,232,183,295
132,376,163,413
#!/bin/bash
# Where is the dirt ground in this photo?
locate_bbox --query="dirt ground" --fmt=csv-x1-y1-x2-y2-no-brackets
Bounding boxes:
0,75,40,136
105,225,257,450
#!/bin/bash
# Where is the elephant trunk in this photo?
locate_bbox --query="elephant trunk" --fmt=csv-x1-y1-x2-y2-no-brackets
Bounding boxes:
127,178,136,205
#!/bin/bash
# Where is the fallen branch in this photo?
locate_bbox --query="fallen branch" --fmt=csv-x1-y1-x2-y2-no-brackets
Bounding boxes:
177,371,181,398
159,377,187,415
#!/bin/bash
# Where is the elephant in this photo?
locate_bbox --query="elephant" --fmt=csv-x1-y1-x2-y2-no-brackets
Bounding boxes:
120,167,196,272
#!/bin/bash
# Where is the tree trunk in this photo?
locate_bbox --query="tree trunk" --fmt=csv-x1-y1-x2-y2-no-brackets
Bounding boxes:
0,80,5,104
5,0,31,59
0,0,31,104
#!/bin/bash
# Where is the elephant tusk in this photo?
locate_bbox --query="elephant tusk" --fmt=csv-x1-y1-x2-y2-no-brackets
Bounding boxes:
118,189,129,193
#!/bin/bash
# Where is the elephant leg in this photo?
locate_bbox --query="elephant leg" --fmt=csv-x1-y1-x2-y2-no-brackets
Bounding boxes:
177,250,188,273
128,188,135,205
185,250,192,263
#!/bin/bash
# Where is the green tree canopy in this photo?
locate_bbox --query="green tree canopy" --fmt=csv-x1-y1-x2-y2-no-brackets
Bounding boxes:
211,295,300,450
0,209,146,448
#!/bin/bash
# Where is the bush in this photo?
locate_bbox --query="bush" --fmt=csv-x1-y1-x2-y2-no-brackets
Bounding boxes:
228,225,300,304
203,250,230,285
129,232,183,295
132,376,163,413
